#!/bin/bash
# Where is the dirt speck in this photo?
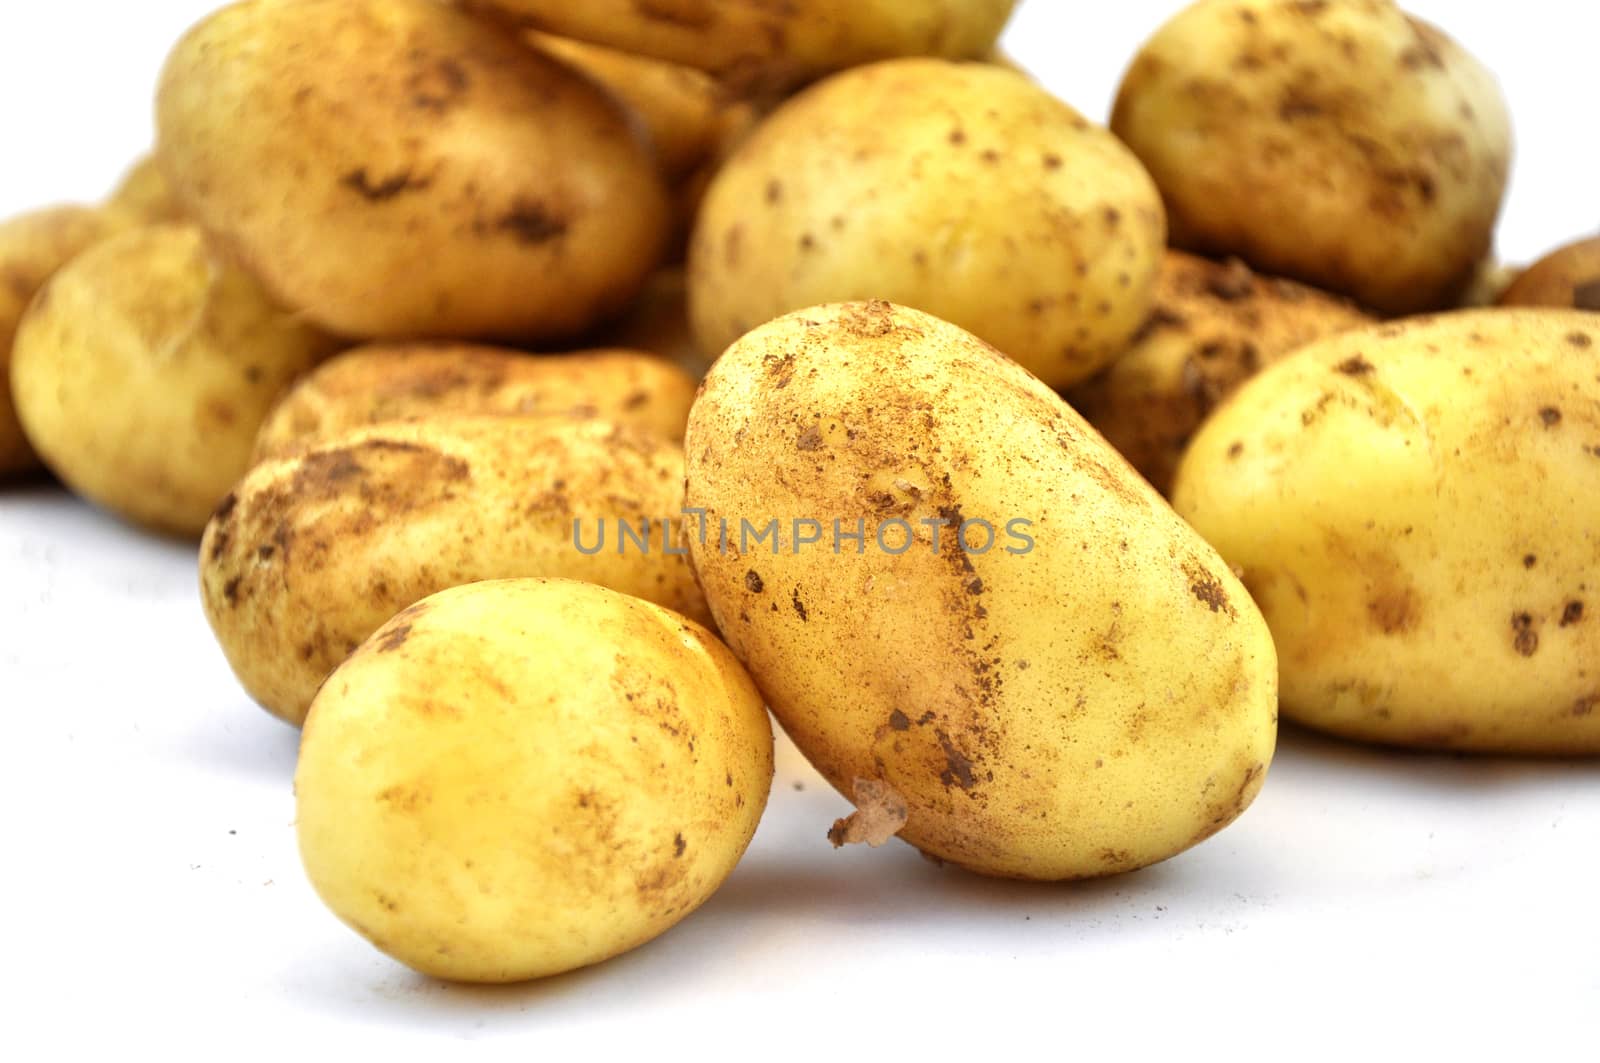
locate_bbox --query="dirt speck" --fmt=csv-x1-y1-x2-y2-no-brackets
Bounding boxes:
828,778,909,848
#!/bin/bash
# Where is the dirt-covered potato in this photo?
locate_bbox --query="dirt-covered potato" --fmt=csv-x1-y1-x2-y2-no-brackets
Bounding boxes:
689,60,1166,390
1499,236,1600,310
156,0,671,341
297,577,773,983
467,0,1018,91
1068,252,1372,494
1112,0,1511,315
105,155,185,227
253,344,697,461
686,302,1278,880
11,224,334,533
1173,310,1600,754
202,415,710,726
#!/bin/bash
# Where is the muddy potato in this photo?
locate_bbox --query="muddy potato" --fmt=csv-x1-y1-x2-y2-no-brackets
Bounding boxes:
1172,310,1600,754
105,155,185,226
156,0,671,341
685,301,1278,880
297,577,773,983
690,60,1166,390
254,344,697,461
1112,0,1511,315
203,415,709,726
1499,236,1600,310
1068,252,1372,494
11,224,334,533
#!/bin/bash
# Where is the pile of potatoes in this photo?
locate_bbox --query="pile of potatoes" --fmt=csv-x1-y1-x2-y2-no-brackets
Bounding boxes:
2,0,1595,983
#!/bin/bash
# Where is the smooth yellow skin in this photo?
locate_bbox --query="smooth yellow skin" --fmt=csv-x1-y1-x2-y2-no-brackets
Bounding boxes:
297,578,774,983
690,60,1166,390
11,224,335,534
156,0,670,341
1173,309,1600,754
1112,0,1510,315
686,302,1278,880
253,343,698,461
467,0,1018,91
105,155,186,227
202,415,711,726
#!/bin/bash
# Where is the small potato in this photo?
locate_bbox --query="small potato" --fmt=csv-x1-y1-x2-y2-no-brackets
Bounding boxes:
202,415,711,726
156,0,671,341
105,155,185,227
1173,310,1600,754
296,578,773,983
1068,252,1372,494
11,224,335,533
690,60,1166,390
1112,0,1510,315
253,344,697,461
1499,236,1600,310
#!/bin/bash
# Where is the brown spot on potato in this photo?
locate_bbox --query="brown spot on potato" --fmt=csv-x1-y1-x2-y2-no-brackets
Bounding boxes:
1568,330,1595,347
1574,694,1598,717
1523,554,1537,569
496,202,568,245
1574,284,1600,312
1367,586,1419,634
1539,407,1562,427
1561,601,1585,627
765,180,782,204
632,0,714,28
1206,258,1254,300
223,576,243,606
376,624,412,653
1042,153,1062,170
796,424,823,451
888,710,911,731
341,168,430,201
937,731,975,790
744,570,764,593
791,588,808,621
673,833,686,858
408,58,469,112
1511,612,1539,657
1337,355,1375,376
1185,561,1236,617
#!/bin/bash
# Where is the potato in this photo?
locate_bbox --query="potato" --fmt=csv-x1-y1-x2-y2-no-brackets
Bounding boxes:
685,302,1278,879
10,224,334,534
203,415,710,726
1499,236,1600,310
105,155,185,226
1068,252,1372,494
689,60,1166,390
1112,0,1511,315
156,0,671,341
253,344,697,461
1172,310,1600,754
296,577,773,983
465,0,1019,91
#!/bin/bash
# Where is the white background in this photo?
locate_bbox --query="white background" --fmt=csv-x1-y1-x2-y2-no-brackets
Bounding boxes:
3,1,1597,1056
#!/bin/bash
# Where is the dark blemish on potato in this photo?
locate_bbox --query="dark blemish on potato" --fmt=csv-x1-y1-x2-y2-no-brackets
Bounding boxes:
1278,92,1322,121
1367,587,1418,634
496,202,568,245
256,544,276,562
796,424,822,451
1102,207,1122,229
1574,694,1599,718
223,576,243,606
1337,355,1375,376
1206,258,1254,300
376,624,412,654
1567,329,1595,347
744,570,764,593
632,0,714,28
1511,612,1539,657
623,390,650,410
214,491,238,524
765,180,782,204
937,732,975,790
798,233,817,252
1227,441,1245,460
1539,407,1562,427
791,589,808,621
1185,561,1236,618
673,833,686,858
1042,153,1063,170
341,168,430,201
409,58,469,112
980,149,1002,164
1572,284,1600,311
723,225,744,267
966,578,984,596
889,709,911,731
948,128,967,145
1562,601,1585,627
1292,0,1330,15
1523,554,1538,569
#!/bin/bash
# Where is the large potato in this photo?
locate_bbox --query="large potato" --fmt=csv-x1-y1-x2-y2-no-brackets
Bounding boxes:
253,344,697,461
1499,236,1600,310
1172,310,1600,754
202,415,710,726
1068,252,1372,494
1112,0,1511,315
466,0,1018,90
685,302,1278,880
11,224,335,534
689,60,1166,390
156,0,671,340
297,578,773,983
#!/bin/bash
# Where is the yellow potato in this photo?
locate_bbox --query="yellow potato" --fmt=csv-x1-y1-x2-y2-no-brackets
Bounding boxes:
253,344,698,461
202,415,710,726
156,0,670,340
689,60,1166,390
11,224,334,534
1112,0,1511,315
1068,252,1372,494
1172,309,1600,753
686,301,1278,880
1499,236,1600,310
105,155,186,226
297,577,773,983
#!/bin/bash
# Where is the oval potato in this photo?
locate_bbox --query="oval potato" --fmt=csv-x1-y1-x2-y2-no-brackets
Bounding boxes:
1499,236,1600,310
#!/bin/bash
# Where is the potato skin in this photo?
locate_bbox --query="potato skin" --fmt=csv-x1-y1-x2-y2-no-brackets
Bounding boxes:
11,224,334,533
1112,0,1510,315
202,416,710,726
105,155,186,227
689,60,1166,390
686,302,1277,880
1172,310,1600,754
296,578,773,983
253,344,697,461
1499,236,1600,310
156,0,670,341
1068,252,1372,494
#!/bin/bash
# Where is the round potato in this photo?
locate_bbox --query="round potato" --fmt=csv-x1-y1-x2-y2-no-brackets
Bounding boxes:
1111,0,1511,315
1172,310,1600,754
686,302,1278,880
1068,252,1372,495
253,344,697,461
297,577,773,983
1499,236,1600,310
689,60,1166,390
105,155,185,227
156,0,671,340
202,415,710,726
11,224,335,534
466,0,1018,91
